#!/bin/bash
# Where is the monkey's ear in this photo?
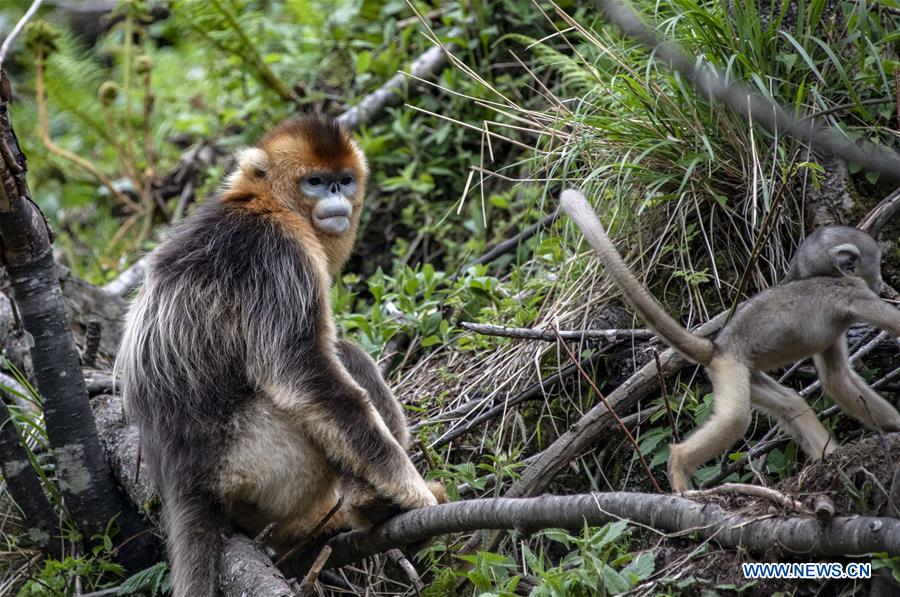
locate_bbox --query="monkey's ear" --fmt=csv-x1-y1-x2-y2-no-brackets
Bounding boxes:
236,147,269,178
829,243,860,276
223,147,270,191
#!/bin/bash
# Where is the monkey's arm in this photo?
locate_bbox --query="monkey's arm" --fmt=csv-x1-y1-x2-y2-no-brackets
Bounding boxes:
813,337,900,432
847,295,900,338
335,338,409,447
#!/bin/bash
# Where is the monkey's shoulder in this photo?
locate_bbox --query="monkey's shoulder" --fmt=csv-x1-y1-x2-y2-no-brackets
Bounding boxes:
727,276,871,327
150,201,318,283
751,276,870,305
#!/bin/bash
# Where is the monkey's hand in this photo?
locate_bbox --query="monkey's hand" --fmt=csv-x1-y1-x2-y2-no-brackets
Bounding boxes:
427,480,449,505
343,478,447,527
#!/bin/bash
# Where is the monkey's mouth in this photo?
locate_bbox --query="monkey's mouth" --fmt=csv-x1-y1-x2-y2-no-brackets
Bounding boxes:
314,214,351,235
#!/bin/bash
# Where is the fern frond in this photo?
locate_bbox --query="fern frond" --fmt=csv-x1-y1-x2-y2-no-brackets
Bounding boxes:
503,33,600,94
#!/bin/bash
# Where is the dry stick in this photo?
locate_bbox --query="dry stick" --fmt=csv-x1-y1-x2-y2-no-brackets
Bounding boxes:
414,437,437,471
591,0,900,182
33,46,140,212
794,96,895,126
552,323,662,493
298,545,332,597
682,483,809,514
857,186,900,237
459,321,654,343
280,492,900,573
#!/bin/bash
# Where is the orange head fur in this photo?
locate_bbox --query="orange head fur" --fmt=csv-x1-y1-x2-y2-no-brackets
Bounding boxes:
221,116,369,276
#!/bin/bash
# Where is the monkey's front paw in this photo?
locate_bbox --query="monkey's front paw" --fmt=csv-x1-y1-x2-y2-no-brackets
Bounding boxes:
427,481,449,504
667,448,690,493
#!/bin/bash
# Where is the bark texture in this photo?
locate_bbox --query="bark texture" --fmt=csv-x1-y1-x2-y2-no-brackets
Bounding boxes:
219,533,296,597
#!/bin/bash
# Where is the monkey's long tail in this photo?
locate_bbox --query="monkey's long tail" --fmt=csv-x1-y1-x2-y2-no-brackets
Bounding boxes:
163,488,224,597
561,189,716,366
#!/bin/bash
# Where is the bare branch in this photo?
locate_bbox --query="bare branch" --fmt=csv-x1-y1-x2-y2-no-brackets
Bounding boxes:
858,187,900,237
282,492,900,573
472,211,559,266
336,28,461,131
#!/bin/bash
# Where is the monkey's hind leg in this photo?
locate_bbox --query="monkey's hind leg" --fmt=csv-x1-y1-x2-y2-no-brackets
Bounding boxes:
336,338,409,447
750,372,834,459
814,339,900,432
668,355,752,493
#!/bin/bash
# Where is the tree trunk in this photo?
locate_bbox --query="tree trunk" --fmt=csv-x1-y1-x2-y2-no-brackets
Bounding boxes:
0,69,158,569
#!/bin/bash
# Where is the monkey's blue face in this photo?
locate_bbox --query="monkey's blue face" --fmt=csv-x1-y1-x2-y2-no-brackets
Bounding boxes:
301,172,358,235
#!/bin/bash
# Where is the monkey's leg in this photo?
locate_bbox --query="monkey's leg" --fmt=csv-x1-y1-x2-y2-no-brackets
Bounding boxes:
750,372,834,459
814,339,900,432
267,364,437,510
667,355,752,492
334,339,447,523
335,338,409,447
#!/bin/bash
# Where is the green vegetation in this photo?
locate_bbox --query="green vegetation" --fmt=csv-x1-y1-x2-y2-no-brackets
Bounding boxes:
2,0,899,593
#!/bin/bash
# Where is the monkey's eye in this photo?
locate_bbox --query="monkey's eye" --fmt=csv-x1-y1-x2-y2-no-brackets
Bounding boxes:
307,177,323,186
340,176,353,186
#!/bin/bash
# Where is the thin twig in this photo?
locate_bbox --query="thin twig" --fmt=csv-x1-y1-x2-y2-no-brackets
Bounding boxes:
387,548,424,596
0,0,46,69
857,186,900,237
297,545,332,597
460,321,654,343
552,323,662,492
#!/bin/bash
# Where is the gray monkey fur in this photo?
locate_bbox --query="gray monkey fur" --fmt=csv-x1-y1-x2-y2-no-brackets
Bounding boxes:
561,189,900,492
